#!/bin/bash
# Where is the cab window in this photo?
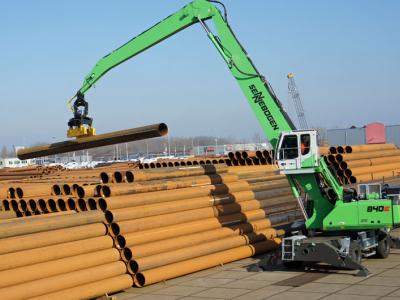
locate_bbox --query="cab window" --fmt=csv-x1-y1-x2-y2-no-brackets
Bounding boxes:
280,135,298,159
300,134,311,155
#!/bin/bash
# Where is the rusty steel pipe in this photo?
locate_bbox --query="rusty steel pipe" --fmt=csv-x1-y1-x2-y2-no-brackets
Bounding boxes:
0,210,104,238
28,274,133,300
122,219,272,259
17,123,168,159
347,162,400,177
329,146,337,154
117,218,271,249
0,222,107,255
103,188,282,223
120,165,228,183
0,248,120,288
96,181,252,211
346,144,396,153
0,261,127,299
111,208,267,236
336,149,400,163
340,156,400,170
0,211,17,220
0,235,114,271
74,185,98,198
51,184,62,196
134,239,280,287
100,174,239,197
337,146,345,154
129,229,280,274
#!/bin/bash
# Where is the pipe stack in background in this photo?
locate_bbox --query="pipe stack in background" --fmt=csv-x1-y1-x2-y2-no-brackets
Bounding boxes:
325,144,400,184
0,211,133,299
137,149,274,169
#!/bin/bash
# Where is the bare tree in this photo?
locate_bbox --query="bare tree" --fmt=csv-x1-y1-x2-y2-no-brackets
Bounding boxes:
1,146,8,159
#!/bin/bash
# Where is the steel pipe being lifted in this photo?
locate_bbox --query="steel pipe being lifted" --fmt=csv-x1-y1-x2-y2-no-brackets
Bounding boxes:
17,123,168,159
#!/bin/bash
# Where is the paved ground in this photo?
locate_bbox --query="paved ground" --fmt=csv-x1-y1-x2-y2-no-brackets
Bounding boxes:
114,248,400,300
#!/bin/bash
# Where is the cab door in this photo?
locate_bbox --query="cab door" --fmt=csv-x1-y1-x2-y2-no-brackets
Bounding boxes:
299,131,318,168
277,134,300,170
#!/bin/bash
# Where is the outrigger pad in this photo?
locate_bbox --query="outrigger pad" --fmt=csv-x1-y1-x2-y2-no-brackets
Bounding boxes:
293,238,370,277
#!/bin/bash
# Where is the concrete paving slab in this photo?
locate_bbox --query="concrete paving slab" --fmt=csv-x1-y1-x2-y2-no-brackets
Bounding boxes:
322,295,378,300
191,287,251,299
314,273,367,284
179,297,222,300
266,291,327,300
222,279,274,290
388,288,400,297
126,294,179,300
151,285,207,297
338,284,398,297
245,271,304,282
379,269,400,277
359,276,400,287
233,285,291,300
179,277,235,288
207,270,255,280
290,282,349,293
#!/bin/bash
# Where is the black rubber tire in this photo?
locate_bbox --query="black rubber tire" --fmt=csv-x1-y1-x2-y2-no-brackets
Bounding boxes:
376,236,390,259
349,242,362,265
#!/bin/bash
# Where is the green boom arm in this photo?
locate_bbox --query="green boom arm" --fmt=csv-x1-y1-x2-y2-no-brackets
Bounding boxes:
73,0,294,147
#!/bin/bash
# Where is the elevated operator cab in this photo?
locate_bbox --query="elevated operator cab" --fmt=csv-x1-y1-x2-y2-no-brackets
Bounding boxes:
276,130,319,173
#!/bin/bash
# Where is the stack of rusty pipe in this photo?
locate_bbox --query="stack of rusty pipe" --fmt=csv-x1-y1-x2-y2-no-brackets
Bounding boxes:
0,162,303,289
136,149,274,169
0,165,64,181
325,144,400,184
0,211,133,299
89,164,302,286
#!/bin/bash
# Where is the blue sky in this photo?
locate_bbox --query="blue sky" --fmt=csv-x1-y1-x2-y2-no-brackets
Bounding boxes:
1,0,399,147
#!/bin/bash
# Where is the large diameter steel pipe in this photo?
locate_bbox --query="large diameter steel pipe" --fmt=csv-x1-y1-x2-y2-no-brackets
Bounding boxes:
0,223,107,255
337,149,400,162
97,181,251,211
118,218,271,248
129,229,279,273
122,220,272,259
0,248,120,288
0,261,127,299
0,235,114,271
17,123,168,159
0,210,104,238
347,162,400,177
111,208,267,236
346,144,396,153
100,174,239,197
124,165,228,183
134,239,281,287
104,191,265,223
28,274,133,300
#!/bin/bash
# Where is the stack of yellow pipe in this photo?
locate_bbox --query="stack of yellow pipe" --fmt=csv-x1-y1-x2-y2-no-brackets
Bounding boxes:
325,144,400,184
0,211,133,299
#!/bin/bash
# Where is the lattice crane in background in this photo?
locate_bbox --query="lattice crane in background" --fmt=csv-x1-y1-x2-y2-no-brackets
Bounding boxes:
287,72,309,129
